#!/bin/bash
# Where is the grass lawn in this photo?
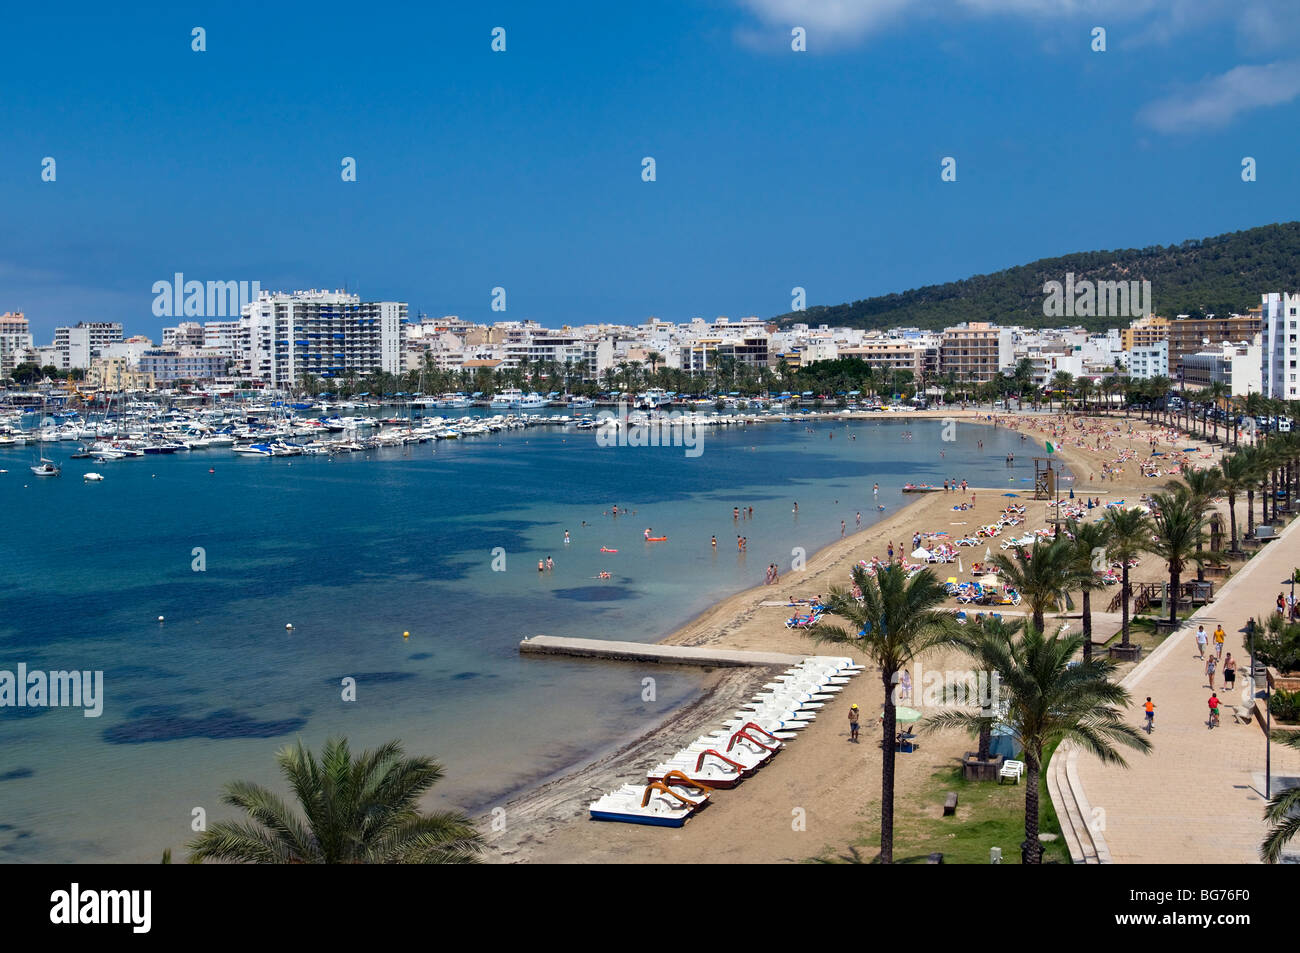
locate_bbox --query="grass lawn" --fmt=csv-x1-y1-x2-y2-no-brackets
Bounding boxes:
817,739,1070,864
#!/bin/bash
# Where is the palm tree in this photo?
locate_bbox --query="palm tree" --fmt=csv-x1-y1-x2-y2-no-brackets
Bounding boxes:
991,537,1085,632
1102,506,1153,649
187,737,484,864
807,564,958,863
1238,445,1266,539
1067,519,1112,663
1261,732,1300,863
1218,451,1250,554
1205,382,1229,443
1147,376,1172,423
1149,488,1208,626
927,623,1150,863
1175,466,1224,580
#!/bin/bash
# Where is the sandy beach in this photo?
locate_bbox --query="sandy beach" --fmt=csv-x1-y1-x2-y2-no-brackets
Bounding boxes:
483,409,1234,863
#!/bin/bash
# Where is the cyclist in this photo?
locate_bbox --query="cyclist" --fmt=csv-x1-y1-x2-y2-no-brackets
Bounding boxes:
1207,692,1221,729
1143,697,1155,733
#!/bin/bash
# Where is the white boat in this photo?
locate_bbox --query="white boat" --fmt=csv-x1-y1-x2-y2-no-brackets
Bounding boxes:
515,392,547,409
588,776,710,827
84,472,104,482
30,459,61,477
490,388,521,409
638,388,673,409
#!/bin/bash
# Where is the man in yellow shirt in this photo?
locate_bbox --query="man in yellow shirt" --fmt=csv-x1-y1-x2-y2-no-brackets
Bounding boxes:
1213,624,1226,659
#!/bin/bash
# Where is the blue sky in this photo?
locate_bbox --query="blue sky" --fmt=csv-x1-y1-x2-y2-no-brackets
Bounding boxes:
3,1,1299,340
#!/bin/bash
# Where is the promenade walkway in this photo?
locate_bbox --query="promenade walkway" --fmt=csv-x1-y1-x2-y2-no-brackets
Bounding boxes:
1056,516,1300,863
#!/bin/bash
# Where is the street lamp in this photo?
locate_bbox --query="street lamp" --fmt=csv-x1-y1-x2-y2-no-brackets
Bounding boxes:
1248,616,1272,799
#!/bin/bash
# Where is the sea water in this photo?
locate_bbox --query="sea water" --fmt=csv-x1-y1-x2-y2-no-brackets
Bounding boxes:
0,415,1047,861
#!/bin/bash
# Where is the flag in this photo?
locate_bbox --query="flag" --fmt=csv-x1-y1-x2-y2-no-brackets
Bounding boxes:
1045,441,1055,454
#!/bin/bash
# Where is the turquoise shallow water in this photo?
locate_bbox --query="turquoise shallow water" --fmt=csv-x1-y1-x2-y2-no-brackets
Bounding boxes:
0,415,1042,861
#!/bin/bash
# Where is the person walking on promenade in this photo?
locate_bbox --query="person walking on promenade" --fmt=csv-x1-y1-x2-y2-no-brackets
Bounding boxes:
1213,623,1226,659
1223,652,1237,692
1206,654,1218,691
848,704,860,743
1195,625,1208,659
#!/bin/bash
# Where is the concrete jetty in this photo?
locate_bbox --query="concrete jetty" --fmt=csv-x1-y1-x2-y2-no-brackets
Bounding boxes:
519,635,806,668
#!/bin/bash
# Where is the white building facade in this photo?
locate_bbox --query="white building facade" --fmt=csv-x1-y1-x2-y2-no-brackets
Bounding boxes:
1261,292,1300,400
241,290,406,388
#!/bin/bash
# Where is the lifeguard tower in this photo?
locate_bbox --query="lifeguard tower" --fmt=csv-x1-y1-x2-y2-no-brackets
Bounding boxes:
1033,457,1057,501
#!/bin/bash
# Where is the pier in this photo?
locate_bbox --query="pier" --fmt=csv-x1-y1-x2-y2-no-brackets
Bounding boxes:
519,635,806,668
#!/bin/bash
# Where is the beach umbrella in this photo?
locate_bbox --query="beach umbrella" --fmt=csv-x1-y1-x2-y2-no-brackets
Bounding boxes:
1002,492,1018,497
911,547,931,559
984,546,992,561
980,574,1001,587
957,555,963,573
893,706,922,723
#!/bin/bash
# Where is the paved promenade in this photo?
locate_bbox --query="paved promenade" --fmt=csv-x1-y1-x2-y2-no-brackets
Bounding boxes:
1066,518,1300,863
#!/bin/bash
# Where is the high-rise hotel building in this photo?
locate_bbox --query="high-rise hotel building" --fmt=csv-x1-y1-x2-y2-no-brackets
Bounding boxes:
242,290,406,388
1261,292,1300,401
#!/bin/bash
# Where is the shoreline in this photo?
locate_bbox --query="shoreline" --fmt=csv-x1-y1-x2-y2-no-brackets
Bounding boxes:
479,410,1223,862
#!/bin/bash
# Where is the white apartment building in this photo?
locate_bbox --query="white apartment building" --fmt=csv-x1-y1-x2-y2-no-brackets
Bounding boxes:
1128,341,1169,380
1261,292,1300,400
99,336,156,366
202,321,244,362
241,290,406,388
1182,338,1262,397
53,322,123,370
0,312,34,377
162,322,205,348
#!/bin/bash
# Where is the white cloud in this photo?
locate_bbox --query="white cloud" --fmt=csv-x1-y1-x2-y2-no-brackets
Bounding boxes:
1138,60,1300,132
732,0,1299,49
732,0,916,49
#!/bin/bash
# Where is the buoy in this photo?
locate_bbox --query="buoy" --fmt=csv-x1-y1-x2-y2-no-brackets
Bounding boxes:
286,623,294,630
84,472,104,482
157,615,165,622
403,631,410,639
209,468,215,473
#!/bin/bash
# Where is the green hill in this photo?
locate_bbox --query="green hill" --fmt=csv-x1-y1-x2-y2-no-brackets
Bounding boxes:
774,222,1300,332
